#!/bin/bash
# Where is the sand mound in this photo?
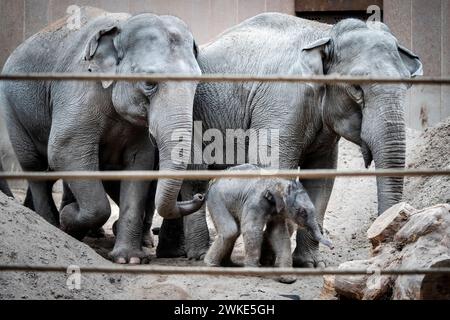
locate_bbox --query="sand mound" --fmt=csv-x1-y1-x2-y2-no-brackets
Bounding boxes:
0,193,192,300
405,117,450,208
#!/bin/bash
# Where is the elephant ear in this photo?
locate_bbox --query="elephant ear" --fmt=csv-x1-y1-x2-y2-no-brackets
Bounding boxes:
84,25,120,89
398,45,423,78
264,189,285,214
301,37,331,75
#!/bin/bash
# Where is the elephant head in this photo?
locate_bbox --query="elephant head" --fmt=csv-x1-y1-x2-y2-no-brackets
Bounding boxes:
84,13,203,219
264,180,333,248
302,19,423,215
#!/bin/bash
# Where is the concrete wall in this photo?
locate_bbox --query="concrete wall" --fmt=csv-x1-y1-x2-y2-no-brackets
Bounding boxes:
0,0,295,67
0,0,447,132
384,0,450,129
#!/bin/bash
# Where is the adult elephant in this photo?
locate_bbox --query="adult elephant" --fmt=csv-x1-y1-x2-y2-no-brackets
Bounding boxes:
0,7,203,264
158,13,422,266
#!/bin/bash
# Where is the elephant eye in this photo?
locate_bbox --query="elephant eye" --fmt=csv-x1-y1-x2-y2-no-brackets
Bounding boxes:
141,81,158,96
346,85,364,105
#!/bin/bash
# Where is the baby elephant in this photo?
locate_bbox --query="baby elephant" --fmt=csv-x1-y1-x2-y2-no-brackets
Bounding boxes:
204,164,333,271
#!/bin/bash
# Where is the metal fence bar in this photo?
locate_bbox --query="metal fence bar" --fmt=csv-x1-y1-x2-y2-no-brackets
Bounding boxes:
0,168,448,181
1,73,450,85
1,264,449,276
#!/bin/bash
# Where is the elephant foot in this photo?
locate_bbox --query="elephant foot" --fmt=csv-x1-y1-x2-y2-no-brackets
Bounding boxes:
60,214,87,241
156,218,186,258
292,229,326,268
60,202,109,241
186,246,208,261
109,246,151,264
141,219,155,248
142,231,154,248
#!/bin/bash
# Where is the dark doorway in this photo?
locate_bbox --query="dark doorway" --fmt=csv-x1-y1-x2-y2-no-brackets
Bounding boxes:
295,0,383,24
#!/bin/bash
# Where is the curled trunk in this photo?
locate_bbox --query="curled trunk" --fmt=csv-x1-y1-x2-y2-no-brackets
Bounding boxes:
149,83,204,219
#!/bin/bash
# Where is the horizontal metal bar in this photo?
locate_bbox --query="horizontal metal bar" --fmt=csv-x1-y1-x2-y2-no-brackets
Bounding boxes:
0,73,450,85
0,168,448,181
1,264,449,276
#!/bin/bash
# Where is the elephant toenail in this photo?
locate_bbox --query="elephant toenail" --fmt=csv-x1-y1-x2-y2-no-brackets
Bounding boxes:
116,257,127,264
129,257,141,264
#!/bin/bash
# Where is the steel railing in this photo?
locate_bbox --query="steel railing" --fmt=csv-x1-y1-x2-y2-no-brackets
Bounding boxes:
0,72,449,278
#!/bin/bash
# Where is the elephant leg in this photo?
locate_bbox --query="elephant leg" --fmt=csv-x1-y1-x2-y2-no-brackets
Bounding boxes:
48,136,110,239
267,220,296,284
23,187,34,210
28,179,59,226
142,180,156,248
182,180,210,260
241,208,267,267
109,139,155,264
62,180,109,239
156,217,186,258
293,144,338,268
156,180,209,259
204,196,239,267
58,178,110,240
0,179,12,197
10,130,58,225
109,179,151,264
107,179,155,247
60,181,76,210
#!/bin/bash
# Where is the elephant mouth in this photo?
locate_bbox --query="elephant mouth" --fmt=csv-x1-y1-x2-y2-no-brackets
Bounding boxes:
123,114,148,127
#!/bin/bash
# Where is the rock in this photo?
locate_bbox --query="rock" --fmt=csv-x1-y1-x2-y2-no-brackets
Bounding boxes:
329,203,450,300
318,275,337,300
367,202,415,249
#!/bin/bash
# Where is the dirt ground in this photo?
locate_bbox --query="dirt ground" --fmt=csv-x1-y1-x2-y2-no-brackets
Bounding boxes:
0,118,448,300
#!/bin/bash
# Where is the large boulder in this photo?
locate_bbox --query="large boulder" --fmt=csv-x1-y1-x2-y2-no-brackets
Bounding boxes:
321,203,450,300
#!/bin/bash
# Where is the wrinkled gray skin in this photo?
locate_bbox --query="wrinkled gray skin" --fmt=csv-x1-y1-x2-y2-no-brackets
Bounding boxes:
0,162,13,197
1,8,203,264
205,164,332,270
160,13,422,267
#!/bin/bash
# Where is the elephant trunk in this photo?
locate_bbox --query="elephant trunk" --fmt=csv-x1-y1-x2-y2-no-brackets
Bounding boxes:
362,90,406,215
149,83,204,219
300,209,334,249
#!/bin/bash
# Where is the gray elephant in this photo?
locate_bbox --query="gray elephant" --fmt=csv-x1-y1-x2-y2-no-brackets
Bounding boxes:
204,164,332,270
0,7,203,264
160,13,422,267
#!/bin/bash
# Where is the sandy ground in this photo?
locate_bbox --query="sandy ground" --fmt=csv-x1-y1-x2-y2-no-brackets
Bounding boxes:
1,118,448,300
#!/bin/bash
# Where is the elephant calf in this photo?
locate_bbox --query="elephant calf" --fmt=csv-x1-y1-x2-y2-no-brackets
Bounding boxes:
204,164,333,272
